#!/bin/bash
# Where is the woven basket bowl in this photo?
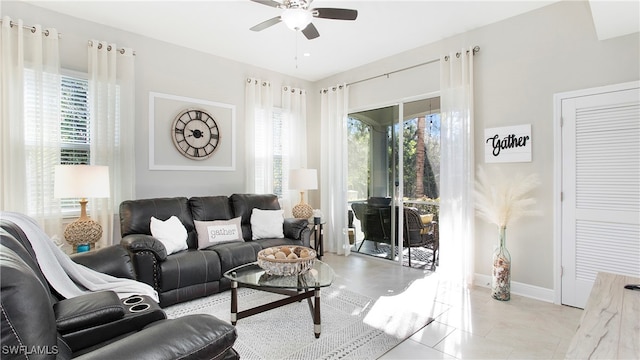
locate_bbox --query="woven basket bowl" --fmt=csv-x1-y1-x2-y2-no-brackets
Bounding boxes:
257,246,316,276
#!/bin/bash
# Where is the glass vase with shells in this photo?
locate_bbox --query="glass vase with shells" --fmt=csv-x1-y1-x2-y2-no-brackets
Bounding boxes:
474,166,540,301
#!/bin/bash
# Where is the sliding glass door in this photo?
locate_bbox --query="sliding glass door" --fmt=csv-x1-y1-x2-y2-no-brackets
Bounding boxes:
347,97,440,267
348,105,399,260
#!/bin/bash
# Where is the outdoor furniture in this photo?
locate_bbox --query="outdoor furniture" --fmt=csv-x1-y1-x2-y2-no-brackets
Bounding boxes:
352,202,439,268
351,202,393,250
403,207,439,268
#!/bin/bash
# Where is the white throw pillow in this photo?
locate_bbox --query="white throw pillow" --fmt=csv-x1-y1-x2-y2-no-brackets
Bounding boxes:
250,208,284,240
150,216,189,255
194,217,244,249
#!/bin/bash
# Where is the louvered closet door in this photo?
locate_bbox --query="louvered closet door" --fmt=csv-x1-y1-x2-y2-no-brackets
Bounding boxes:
561,85,640,308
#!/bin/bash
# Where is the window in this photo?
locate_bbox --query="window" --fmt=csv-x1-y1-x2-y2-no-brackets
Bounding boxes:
60,74,90,165
347,117,371,201
59,74,91,212
253,107,291,197
400,112,440,200
24,71,91,214
270,109,290,197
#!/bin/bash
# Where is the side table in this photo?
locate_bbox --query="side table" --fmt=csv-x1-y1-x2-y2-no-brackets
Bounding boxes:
310,220,325,260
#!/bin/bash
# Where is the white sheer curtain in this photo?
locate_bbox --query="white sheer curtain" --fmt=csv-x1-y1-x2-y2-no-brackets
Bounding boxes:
281,85,307,216
245,78,274,194
320,84,350,255
440,48,475,285
1,17,62,236
87,40,135,247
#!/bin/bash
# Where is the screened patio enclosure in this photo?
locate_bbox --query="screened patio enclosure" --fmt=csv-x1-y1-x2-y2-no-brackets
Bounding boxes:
347,97,440,269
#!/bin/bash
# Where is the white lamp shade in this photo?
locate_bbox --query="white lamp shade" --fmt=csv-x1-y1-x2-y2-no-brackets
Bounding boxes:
281,8,313,30
289,169,318,190
54,165,110,199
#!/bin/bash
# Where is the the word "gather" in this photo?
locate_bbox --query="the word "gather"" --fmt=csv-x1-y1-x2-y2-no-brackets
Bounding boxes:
486,133,530,156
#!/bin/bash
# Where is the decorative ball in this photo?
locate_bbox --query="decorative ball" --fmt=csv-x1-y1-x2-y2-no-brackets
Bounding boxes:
292,203,313,219
64,219,102,246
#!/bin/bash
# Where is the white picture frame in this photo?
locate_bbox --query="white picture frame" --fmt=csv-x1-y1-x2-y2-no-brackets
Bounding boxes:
149,92,236,171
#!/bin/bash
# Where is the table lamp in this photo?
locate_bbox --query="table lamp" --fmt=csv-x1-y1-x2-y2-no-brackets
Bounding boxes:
289,168,317,219
54,165,110,252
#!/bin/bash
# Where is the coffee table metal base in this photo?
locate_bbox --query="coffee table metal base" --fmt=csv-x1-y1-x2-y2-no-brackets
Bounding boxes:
230,280,322,338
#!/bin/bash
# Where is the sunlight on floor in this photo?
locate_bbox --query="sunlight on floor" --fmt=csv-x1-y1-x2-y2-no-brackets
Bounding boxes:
363,274,449,339
323,252,584,359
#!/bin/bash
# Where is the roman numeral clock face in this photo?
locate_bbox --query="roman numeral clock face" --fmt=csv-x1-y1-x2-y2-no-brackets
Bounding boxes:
171,109,220,160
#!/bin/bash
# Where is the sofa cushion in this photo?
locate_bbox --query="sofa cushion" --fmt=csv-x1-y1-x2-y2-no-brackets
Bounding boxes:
189,196,234,221
210,241,262,274
158,249,222,293
230,194,281,241
120,197,198,249
195,217,244,249
150,216,189,255
250,209,284,240
254,238,303,250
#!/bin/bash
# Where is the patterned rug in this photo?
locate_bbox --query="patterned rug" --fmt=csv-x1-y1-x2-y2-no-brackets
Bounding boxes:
164,286,434,359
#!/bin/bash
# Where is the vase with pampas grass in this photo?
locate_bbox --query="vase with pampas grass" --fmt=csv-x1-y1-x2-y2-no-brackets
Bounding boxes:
475,166,540,301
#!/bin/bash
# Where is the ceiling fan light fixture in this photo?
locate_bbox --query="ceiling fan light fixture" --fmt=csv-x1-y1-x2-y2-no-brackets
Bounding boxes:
281,8,312,30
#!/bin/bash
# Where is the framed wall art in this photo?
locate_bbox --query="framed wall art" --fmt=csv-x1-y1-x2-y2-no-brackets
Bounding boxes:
484,124,532,163
148,92,236,171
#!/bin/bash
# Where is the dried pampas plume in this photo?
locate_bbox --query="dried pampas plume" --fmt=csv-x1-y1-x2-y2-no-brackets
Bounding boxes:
474,166,541,228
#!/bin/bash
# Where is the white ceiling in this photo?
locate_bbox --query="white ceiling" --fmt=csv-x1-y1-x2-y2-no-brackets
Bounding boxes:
20,0,638,82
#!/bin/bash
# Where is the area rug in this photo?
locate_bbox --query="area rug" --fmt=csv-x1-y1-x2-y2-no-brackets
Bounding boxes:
164,286,434,359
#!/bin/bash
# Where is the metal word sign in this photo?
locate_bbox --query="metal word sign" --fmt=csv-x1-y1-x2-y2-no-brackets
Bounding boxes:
484,124,532,163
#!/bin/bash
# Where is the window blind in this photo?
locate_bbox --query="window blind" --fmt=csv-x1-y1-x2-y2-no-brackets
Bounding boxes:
60,75,90,165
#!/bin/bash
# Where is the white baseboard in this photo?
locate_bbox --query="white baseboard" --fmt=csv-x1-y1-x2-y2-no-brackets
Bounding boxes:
474,273,555,303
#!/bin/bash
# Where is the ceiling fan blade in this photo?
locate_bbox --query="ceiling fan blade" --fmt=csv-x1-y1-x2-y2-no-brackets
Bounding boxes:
249,0,282,8
250,16,282,32
312,8,358,21
302,22,320,40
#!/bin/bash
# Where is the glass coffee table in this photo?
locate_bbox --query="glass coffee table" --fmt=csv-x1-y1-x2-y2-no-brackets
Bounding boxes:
223,260,334,338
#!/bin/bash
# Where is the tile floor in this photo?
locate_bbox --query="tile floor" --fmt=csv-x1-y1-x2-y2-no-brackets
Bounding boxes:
322,252,583,360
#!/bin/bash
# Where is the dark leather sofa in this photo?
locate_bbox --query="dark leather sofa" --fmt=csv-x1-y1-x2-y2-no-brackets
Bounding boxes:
120,193,311,307
0,218,238,360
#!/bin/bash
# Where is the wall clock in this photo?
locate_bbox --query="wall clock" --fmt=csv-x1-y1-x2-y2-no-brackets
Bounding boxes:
171,109,220,160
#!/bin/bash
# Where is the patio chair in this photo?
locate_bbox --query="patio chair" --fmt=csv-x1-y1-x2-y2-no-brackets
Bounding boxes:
351,202,393,251
402,207,439,268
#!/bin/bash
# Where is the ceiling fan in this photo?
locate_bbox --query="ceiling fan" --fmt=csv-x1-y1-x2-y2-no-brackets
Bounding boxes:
249,0,358,40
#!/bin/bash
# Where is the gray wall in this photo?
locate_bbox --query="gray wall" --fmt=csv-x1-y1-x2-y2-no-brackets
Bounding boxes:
312,0,639,291
3,0,314,200
4,0,639,292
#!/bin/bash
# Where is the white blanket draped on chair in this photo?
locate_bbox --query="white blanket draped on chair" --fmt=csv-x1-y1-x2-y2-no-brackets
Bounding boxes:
1,211,158,302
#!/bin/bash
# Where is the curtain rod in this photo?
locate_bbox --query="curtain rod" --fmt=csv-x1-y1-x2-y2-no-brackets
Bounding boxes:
88,40,136,56
347,45,480,87
0,19,63,38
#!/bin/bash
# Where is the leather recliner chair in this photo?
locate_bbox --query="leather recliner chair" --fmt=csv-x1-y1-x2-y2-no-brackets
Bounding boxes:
0,218,239,360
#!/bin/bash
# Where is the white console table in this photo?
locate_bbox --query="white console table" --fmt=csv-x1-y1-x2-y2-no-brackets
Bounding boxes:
566,272,640,359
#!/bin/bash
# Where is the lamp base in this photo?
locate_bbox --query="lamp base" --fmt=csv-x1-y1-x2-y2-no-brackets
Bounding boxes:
292,203,314,219
64,218,102,247
76,244,91,253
